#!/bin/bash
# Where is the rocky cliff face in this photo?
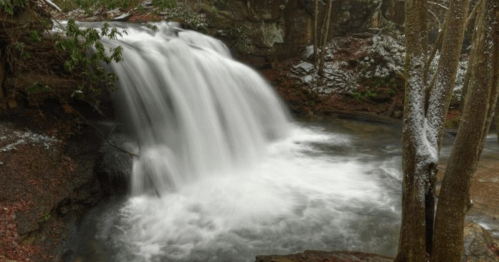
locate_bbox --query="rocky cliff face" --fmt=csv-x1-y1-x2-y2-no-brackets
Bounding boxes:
199,0,381,67
0,101,106,261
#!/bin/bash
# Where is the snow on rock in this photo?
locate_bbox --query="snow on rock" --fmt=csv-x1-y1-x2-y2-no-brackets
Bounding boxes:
302,45,314,60
294,62,315,74
0,124,59,152
284,33,406,96
302,75,313,84
357,34,405,80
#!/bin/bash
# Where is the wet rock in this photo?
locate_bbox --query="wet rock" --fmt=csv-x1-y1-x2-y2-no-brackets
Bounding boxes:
255,250,393,262
94,132,133,196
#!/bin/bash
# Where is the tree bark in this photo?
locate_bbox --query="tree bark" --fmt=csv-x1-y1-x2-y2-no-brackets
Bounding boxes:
431,1,499,261
395,0,428,260
313,0,319,62
318,0,332,76
423,0,469,254
397,0,472,260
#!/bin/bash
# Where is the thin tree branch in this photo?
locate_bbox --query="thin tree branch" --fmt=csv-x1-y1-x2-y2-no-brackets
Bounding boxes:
424,15,449,83
427,9,441,28
466,0,483,29
40,0,61,12
428,1,449,11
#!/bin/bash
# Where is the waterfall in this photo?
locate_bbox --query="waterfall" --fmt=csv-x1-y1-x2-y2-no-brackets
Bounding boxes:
102,22,291,195
72,22,402,262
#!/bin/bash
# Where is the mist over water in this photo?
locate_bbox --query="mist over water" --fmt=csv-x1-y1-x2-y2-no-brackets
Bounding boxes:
81,22,402,262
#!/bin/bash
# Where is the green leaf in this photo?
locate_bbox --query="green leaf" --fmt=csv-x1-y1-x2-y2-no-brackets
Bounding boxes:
30,31,41,42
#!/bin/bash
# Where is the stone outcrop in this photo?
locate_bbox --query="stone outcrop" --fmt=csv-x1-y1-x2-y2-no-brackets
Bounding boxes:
198,0,381,67
0,105,104,261
51,0,381,68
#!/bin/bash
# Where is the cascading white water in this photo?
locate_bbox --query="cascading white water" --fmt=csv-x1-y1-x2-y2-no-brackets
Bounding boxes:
103,22,290,194
86,22,402,262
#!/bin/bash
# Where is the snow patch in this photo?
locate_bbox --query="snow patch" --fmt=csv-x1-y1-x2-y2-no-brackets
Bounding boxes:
0,129,59,152
294,62,314,74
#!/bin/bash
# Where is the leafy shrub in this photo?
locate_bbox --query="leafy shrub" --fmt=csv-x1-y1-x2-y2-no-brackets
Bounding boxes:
55,19,125,97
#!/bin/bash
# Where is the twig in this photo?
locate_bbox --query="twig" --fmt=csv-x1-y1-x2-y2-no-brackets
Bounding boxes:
466,0,483,29
427,9,441,29
424,15,449,83
428,1,449,11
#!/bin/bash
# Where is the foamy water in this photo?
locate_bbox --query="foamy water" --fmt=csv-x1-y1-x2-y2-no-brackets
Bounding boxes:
83,125,401,262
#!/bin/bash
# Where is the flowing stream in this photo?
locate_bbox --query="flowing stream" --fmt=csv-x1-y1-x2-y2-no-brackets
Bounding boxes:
71,22,420,262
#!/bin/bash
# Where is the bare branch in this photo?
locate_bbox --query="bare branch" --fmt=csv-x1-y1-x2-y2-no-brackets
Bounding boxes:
428,1,449,11
466,0,483,28
427,9,441,28
42,0,61,12
424,15,449,83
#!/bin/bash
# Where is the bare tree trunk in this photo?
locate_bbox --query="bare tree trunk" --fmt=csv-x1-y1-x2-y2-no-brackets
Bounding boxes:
397,0,471,260
395,0,428,260
423,0,470,254
313,0,319,62
318,0,332,76
431,1,499,261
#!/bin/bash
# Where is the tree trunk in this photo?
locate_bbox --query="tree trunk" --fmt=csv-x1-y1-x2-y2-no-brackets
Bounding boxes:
431,0,499,261
423,0,470,254
318,0,332,76
313,0,319,62
397,0,471,260
395,0,428,261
